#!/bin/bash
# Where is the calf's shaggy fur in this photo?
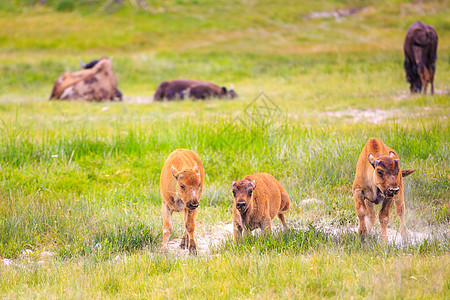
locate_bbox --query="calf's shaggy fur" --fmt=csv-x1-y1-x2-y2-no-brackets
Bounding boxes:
160,149,205,254
231,173,290,239
352,138,415,241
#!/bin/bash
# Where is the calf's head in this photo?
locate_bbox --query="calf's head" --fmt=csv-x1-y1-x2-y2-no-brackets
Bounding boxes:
171,164,202,210
368,152,415,198
231,179,256,212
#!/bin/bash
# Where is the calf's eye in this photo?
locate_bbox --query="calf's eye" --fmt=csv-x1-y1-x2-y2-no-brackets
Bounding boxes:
180,184,185,190
377,170,383,176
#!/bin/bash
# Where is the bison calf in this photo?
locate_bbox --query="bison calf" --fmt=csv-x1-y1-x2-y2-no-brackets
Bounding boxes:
231,173,290,239
404,21,438,95
352,138,415,241
160,149,205,254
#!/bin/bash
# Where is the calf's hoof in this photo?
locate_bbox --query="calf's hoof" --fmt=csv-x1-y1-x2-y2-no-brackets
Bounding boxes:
188,240,197,255
179,237,188,249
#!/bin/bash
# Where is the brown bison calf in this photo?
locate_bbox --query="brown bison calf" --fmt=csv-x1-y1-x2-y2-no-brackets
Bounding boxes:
352,138,415,241
160,149,205,254
404,21,438,95
231,173,290,239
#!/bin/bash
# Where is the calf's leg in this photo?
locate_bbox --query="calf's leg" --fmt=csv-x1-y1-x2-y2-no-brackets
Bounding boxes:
161,202,173,251
278,213,288,228
180,209,189,249
379,198,394,241
260,219,272,234
394,192,406,240
233,221,243,240
364,199,376,234
353,191,368,237
184,208,198,254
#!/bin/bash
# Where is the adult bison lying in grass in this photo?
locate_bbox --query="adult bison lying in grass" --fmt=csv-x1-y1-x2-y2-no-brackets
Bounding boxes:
160,149,205,254
404,21,438,95
231,173,290,239
153,79,237,100
352,138,415,241
50,57,122,101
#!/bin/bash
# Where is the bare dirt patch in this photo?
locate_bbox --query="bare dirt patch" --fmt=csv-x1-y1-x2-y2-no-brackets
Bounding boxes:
163,216,445,257
166,223,234,256
324,108,392,124
124,96,154,103
303,7,367,20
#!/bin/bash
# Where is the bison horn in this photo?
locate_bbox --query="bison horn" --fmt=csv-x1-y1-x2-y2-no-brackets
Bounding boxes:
232,180,236,187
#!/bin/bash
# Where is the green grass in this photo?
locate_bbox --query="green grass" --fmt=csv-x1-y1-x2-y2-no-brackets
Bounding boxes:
0,0,449,298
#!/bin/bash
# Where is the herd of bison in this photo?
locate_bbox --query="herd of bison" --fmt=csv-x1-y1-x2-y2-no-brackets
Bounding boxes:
46,21,437,254
49,21,438,102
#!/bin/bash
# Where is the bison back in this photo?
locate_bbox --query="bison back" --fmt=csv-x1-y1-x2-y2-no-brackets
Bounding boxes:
244,173,286,219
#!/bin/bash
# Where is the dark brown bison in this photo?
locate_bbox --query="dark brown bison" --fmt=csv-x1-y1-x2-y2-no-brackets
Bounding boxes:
404,21,438,94
50,57,122,101
187,84,238,100
352,138,415,241
153,79,237,101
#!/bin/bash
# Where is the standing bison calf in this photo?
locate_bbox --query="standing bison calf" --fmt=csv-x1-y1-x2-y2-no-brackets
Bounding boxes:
404,21,438,95
160,149,205,254
352,138,415,241
231,173,290,239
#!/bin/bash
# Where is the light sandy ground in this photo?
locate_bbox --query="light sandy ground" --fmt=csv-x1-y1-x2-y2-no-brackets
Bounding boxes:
304,7,367,20
163,198,447,256
166,223,234,257
324,108,393,124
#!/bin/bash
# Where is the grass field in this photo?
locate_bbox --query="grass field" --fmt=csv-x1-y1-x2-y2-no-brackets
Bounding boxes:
0,0,449,298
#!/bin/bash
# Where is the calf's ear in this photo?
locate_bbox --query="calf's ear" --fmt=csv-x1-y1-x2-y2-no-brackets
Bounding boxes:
402,169,415,177
232,180,237,189
389,151,397,159
171,165,180,179
249,179,257,189
193,164,200,173
368,153,378,168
